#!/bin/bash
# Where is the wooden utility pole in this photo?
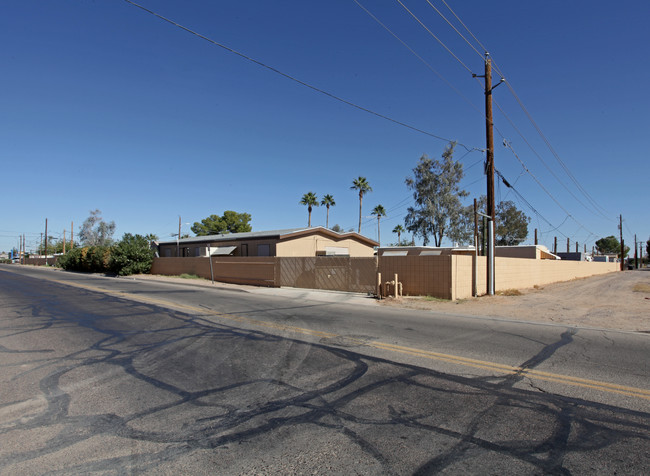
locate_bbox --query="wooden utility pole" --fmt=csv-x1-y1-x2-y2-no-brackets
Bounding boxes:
575,241,578,253
554,236,557,254
634,234,638,269
619,215,624,271
63,230,66,254
177,216,181,257
566,237,570,253
534,229,538,246
474,53,497,295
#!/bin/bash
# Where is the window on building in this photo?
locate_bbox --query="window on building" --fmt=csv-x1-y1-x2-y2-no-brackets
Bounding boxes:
257,244,270,256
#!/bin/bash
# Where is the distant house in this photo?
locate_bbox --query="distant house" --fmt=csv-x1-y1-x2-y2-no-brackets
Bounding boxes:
156,227,378,258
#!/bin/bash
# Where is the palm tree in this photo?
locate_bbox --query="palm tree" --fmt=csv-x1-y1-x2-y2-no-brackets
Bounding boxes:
393,224,405,245
371,204,387,246
321,194,336,229
299,192,319,227
350,177,372,234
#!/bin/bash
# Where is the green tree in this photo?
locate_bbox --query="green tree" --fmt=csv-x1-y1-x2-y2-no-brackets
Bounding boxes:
494,200,530,246
300,192,319,227
191,211,252,236
79,209,116,246
351,177,372,234
595,235,629,257
371,205,386,246
405,143,468,246
392,224,405,245
321,194,336,229
331,224,343,233
109,233,155,276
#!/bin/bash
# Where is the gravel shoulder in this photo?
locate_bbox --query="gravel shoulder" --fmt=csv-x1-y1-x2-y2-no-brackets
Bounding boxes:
379,269,650,333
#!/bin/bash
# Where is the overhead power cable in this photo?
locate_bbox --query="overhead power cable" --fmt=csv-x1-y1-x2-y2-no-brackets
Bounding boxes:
432,0,613,224
353,0,482,117
395,0,474,74
494,169,570,240
423,0,485,60
440,0,490,55
501,80,611,218
123,0,479,151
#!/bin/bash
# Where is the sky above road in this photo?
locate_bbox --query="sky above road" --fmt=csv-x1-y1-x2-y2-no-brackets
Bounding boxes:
1,0,648,254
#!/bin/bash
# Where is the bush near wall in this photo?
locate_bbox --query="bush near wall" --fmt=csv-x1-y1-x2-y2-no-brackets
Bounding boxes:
57,234,154,276
108,234,154,276
58,246,112,273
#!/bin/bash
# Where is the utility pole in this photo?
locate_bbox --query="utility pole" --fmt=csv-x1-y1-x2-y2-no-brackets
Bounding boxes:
634,234,638,269
44,218,48,266
566,237,570,253
177,215,181,257
534,228,538,246
619,215,624,271
71,221,74,249
63,229,66,254
554,236,557,254
474,53,499,296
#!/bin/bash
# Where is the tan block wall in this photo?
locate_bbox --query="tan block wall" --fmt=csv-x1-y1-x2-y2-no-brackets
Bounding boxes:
150,257,277,286
452,255,619,299
277,236,375,257
379,255,453,300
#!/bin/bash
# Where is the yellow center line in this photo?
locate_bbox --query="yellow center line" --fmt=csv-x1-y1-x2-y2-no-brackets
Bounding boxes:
50,277,650,401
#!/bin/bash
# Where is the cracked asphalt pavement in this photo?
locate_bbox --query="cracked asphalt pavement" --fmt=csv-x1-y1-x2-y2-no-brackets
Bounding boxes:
1,265,648,474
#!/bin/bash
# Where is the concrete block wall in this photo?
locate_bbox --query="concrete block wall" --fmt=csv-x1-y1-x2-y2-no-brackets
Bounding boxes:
379,255,453,300
453,256,619,300
151,257,276,286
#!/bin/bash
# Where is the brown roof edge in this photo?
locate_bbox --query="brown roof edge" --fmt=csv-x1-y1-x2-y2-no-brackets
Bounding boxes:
279,226,378,247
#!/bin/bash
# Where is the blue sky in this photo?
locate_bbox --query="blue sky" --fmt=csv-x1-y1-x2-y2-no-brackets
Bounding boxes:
2,1,648,254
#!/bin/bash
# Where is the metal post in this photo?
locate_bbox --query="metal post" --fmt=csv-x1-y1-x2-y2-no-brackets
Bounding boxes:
488,220,495,295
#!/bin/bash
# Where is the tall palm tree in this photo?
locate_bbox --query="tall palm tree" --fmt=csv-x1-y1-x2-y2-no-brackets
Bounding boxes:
350,177,372,234
393,224,405,245
321,194,336,229
299,192,319,227
371,204,387,246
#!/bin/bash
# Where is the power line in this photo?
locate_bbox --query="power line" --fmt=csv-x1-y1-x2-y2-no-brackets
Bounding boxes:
429,1,613,227
395,0,474,74
353,0,483,117
440,0,490,55
123,0,479,152
423,0,485,60
501,80,612,218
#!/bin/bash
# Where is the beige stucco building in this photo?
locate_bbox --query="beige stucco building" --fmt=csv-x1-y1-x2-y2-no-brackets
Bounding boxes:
157,227,378,258
378,244,559,260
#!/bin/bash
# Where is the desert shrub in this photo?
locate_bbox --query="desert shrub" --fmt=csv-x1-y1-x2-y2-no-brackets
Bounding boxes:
109,233,154,276
57,246,111,273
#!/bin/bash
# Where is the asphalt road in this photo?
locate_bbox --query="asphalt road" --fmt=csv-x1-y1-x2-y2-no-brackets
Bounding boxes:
1,265,648,474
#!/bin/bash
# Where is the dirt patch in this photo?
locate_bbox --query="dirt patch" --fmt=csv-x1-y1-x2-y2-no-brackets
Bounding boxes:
380,269,650,333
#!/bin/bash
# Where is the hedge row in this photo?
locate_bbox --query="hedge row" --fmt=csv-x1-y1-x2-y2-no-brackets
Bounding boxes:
57,234,154,276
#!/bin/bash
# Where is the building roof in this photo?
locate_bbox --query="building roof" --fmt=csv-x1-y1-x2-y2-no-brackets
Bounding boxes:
157,226,378,247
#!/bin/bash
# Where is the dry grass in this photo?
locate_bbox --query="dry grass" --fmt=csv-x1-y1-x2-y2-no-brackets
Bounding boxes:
632,283,650,293
497,289,522,296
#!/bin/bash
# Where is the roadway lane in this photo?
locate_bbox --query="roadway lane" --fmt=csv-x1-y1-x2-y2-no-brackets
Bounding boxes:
1,266,649,474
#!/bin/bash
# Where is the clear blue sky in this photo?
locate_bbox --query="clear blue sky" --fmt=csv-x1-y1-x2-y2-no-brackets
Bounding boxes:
2,1,648,254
